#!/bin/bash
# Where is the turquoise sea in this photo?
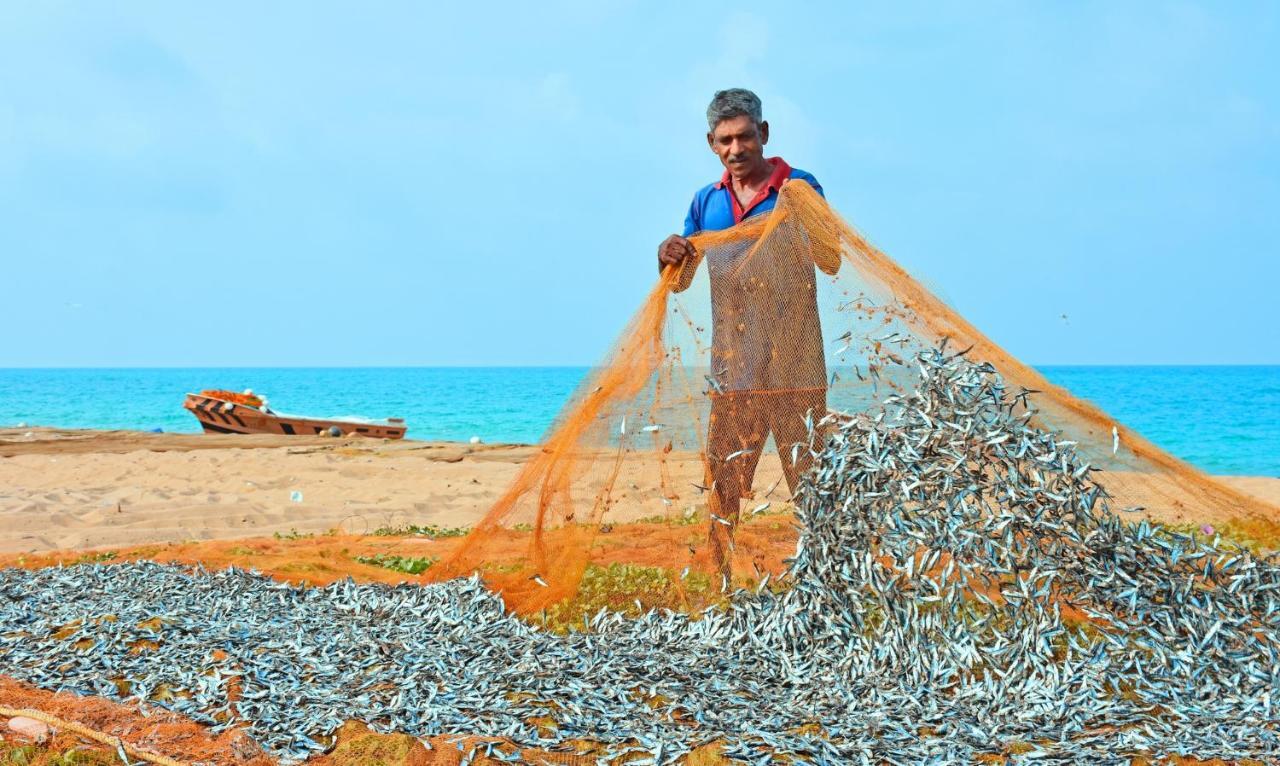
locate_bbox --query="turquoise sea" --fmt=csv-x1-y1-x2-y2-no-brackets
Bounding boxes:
0,366,1277,477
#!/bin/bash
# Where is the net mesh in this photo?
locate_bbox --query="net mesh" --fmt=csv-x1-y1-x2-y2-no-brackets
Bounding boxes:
429,180,1280,613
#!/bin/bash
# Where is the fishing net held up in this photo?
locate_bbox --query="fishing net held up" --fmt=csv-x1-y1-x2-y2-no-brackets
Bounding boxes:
431,180,1280,613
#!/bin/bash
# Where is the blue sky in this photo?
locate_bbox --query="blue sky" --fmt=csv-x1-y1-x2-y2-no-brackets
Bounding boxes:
1,2,1276,366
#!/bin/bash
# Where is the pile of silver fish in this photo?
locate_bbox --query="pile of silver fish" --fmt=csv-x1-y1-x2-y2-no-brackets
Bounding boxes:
2,347,1278,764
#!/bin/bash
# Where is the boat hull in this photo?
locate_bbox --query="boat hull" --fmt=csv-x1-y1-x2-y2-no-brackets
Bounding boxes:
182,393,407,439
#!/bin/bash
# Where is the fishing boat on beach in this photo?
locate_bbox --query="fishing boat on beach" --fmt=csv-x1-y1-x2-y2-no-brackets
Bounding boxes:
182,390,407,439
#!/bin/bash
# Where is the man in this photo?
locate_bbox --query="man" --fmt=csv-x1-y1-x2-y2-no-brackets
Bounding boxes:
657,88,839,577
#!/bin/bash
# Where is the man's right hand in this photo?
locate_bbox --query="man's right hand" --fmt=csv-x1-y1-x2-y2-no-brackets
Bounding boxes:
658,234,695,272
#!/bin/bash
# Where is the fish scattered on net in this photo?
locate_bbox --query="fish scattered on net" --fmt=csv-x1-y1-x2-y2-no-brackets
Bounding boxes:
2,347,1277,764
431,180,1280,616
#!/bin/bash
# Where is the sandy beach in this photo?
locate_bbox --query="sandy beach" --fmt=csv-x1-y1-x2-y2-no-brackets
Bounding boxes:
0,428,542,554
2,426,1278,556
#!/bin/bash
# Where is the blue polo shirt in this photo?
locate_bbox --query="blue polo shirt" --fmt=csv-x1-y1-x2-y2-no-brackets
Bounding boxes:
682,157,822,236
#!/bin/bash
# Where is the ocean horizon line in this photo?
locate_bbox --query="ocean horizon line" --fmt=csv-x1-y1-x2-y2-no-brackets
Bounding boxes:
2,366,1276,475
4,363,1280,370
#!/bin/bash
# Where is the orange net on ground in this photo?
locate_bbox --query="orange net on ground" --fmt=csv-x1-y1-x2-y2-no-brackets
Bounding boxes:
431,181,1280,613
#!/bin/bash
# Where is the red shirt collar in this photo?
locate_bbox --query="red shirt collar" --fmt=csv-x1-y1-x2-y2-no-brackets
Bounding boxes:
715,156,792,223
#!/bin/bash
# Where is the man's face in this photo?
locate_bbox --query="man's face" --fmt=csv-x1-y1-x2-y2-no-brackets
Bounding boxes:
708,114,770,181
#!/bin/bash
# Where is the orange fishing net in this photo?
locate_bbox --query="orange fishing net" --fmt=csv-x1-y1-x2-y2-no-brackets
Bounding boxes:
430,181,1280,613
200,390,264,408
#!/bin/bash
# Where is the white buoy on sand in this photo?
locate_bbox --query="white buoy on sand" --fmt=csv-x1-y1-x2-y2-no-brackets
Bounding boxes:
469,436,482,445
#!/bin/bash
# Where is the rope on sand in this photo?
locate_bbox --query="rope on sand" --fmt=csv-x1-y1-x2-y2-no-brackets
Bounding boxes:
0,706,191,766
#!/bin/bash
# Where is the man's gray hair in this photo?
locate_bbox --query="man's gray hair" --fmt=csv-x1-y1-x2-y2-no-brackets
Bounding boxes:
706,88,763,132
